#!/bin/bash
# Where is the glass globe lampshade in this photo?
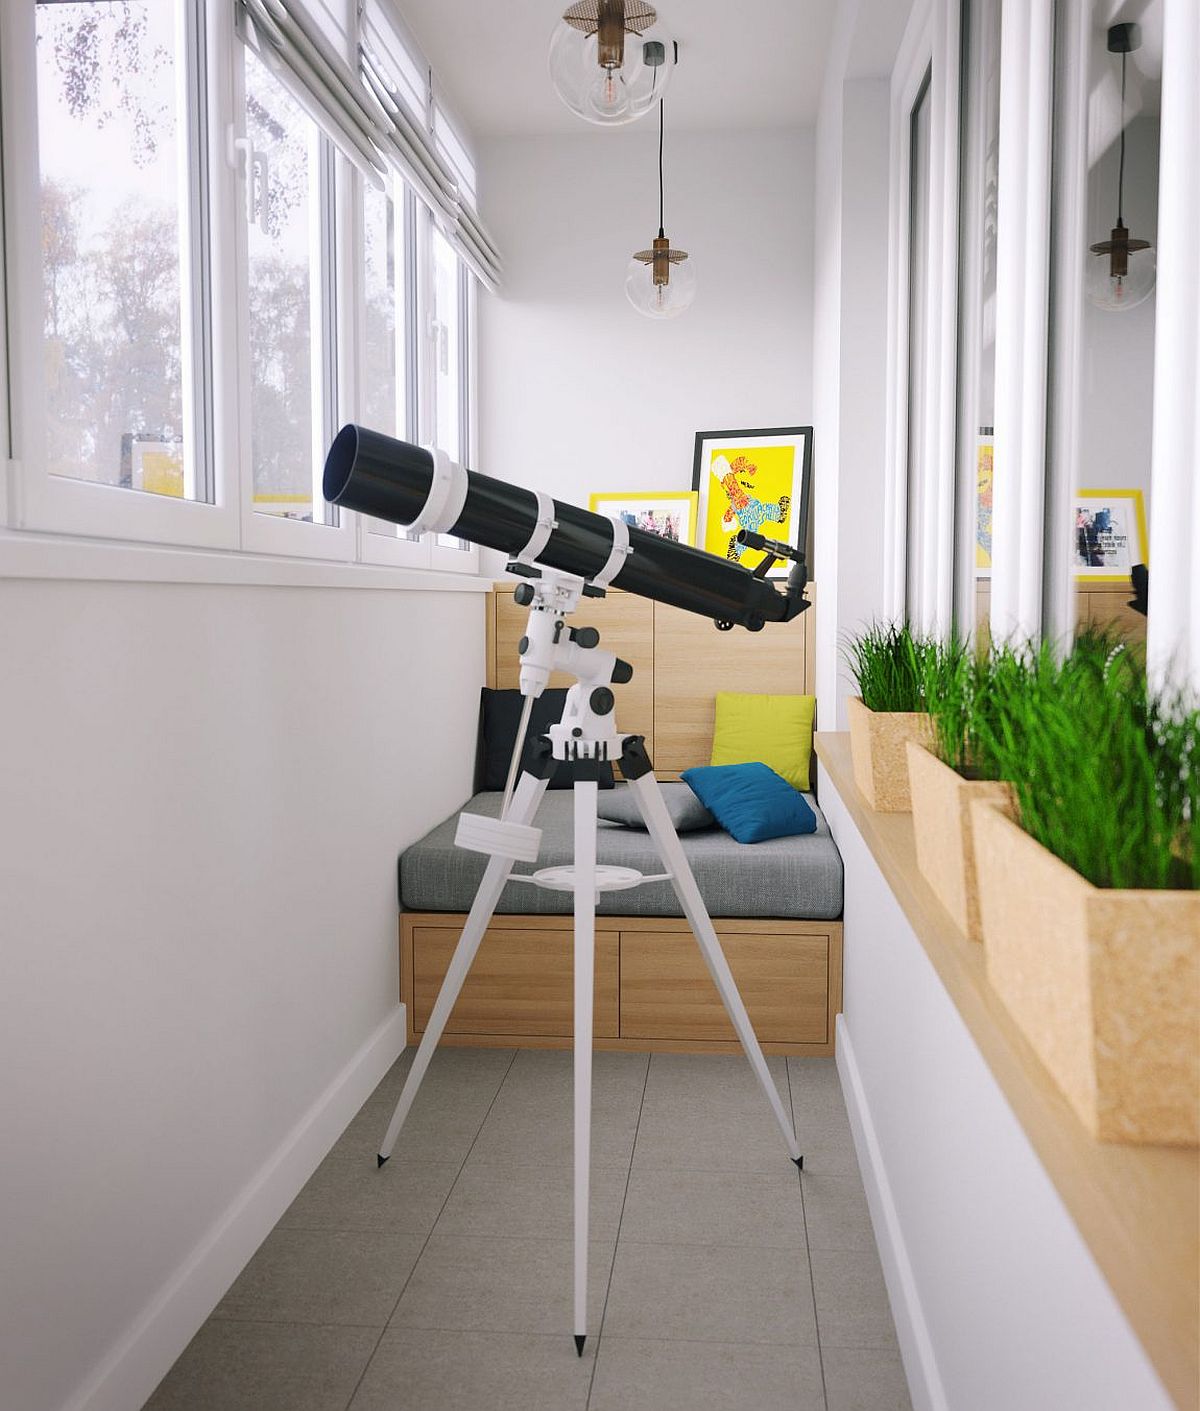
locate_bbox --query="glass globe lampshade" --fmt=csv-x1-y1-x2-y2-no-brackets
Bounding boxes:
1086,224,1156,311
548,1,673,127
625,240,696,319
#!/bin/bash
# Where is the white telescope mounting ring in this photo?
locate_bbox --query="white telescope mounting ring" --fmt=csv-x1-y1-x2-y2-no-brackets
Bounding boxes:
515,490,559,565
591,516,633,590
407,446,469,536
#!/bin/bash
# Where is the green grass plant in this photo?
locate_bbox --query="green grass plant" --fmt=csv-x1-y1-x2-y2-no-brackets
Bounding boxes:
841,621,940,714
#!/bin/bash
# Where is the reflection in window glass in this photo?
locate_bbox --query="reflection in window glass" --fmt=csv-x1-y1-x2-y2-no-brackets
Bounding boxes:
35,0,196,498
905,71,932,622
245,49,328,523
957,0,1002,643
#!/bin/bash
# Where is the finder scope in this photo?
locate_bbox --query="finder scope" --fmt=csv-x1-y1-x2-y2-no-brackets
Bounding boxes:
323,425,810,631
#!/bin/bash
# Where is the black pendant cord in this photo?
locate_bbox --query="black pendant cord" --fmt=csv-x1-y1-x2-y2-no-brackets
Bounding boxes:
658,98,665,239
1117,50,1127,225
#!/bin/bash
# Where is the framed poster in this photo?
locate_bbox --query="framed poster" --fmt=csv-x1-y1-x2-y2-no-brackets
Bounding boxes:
1073,488,1148,581
975,434,993,576
692,426,812,577
587,490,697,545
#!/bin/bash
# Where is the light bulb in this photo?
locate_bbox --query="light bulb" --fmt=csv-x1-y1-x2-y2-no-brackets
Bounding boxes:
1085,242,1156,311
587,67,629,120
548,15,673,127
625,251,696,320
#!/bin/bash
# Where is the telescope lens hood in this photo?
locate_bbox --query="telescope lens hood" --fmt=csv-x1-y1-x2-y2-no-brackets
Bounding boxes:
324,424,434,525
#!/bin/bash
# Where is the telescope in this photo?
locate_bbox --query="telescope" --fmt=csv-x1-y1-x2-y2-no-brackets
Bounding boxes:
323,425,811,630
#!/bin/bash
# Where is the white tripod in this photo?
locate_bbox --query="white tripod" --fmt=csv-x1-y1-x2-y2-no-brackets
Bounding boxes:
377,570,803,1353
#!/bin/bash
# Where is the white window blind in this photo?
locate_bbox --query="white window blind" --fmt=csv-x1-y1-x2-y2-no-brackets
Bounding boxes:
358,0,501,290
235,0,387,187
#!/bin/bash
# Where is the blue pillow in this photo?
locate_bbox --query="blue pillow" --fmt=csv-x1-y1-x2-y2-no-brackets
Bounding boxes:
680,762,818,844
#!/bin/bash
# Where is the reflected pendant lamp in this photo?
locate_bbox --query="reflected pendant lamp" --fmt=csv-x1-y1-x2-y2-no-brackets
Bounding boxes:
626,98,695,319
1087,22,1155,311
548,0,673,126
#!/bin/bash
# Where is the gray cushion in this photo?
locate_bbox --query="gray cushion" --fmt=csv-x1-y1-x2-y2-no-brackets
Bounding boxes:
596,782,714,832
399,789,843,920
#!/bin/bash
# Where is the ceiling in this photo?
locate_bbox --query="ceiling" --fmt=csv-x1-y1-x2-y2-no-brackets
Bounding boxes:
393,0,837,141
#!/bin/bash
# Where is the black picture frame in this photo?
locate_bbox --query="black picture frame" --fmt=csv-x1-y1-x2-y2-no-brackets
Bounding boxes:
691,426,814,577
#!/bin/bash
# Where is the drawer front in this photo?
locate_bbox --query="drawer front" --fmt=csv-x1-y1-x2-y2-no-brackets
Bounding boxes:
411,926,619,1037
620,931,830,1044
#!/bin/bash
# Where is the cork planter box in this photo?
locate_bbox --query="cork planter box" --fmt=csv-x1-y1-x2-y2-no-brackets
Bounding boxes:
972,801,1200,1146
846,695,934,812
906,741,1016,940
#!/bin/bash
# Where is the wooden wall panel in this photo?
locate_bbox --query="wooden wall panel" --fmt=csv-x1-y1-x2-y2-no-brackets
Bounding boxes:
651,595,813,777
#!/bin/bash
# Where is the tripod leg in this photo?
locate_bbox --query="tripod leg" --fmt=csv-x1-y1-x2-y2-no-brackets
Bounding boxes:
377,770,548,1164
571,780,598,1355
626,771,802,1167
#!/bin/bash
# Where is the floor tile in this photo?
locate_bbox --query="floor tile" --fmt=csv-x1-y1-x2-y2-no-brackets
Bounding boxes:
335,1047,515,1167
278,1153,459,1235
823,1345,915,1411
801,1170,878,1253
588,1337,826,1411
603,1241,817,1346
349,1328,593,1411
810,1248,900,1350
436,1160,628,1241
470,1053,646,1168
390,1234,615,1336
789,1058,862,1175
632,1089,799,1175
212,1228,424,1327
619,1167,806,1248
143,1320,378,1411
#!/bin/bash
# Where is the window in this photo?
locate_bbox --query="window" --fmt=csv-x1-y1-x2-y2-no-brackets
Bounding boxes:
34,0,208,501
904,69,933,623
243,48,335,527
2,0,486,577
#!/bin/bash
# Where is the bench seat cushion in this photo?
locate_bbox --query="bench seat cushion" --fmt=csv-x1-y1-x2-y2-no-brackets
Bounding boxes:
399,785,844,920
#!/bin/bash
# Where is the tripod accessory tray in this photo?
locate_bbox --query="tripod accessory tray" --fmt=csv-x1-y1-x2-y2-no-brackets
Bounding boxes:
509,864,671,894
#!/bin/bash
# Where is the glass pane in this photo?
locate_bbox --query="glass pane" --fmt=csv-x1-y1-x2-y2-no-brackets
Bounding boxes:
35,0,197,498
432,229,467,551
245,49,326,523
905,71,933,621
957,0,1002,645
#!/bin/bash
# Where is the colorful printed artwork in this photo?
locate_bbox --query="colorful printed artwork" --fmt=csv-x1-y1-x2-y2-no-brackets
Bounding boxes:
588,491,698,545
1073,489,1148,580
975,436,993,575
692,428,812,577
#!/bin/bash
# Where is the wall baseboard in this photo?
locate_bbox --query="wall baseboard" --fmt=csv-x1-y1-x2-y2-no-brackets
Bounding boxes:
835,1013,949,1411
65,1006,408,1411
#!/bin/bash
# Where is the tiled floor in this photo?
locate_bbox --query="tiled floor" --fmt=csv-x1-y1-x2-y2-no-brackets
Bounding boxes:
146,1048,912,1411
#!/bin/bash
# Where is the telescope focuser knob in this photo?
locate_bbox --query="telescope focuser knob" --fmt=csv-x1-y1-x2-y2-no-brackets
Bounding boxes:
570,626,600,648
513,582,536,607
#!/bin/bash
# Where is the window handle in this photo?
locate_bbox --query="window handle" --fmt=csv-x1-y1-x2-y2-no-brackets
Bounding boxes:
230,134,269,236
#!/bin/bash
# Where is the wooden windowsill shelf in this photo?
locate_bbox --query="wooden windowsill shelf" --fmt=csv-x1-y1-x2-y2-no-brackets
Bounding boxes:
815,731,1198,1411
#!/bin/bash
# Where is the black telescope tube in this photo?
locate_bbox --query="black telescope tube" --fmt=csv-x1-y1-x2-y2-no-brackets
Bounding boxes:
324,425,803,630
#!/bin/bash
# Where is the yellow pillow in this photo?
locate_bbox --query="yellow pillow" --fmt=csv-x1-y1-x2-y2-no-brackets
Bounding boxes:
710,692,816,791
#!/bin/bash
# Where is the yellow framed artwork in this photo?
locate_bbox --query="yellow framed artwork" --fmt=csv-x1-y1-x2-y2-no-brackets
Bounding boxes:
587,490,698,545
692,426,813,577
1073,488,1149,581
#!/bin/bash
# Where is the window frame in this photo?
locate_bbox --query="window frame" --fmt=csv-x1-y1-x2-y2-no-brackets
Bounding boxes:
1,0,236,550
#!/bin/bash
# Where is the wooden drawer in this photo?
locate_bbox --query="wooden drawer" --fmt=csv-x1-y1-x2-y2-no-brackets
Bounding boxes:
619,930,831,1044
411,923,619,1038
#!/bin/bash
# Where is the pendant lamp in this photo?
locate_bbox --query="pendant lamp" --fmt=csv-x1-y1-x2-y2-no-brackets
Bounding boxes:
626,98,695,319
548,0,673,126
1087,22,1155,311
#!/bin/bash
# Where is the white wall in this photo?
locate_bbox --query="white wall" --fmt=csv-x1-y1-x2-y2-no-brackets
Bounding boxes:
478,125,813,515
820,769,1173,1411
0,576,485,1411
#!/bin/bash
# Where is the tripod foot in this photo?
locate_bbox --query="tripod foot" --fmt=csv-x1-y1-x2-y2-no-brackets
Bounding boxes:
574,1335,587,1357
792,1155,804,1172
377,1153,389,1169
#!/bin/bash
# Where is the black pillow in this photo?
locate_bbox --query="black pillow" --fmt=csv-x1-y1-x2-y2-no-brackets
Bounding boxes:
479,688,615,791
